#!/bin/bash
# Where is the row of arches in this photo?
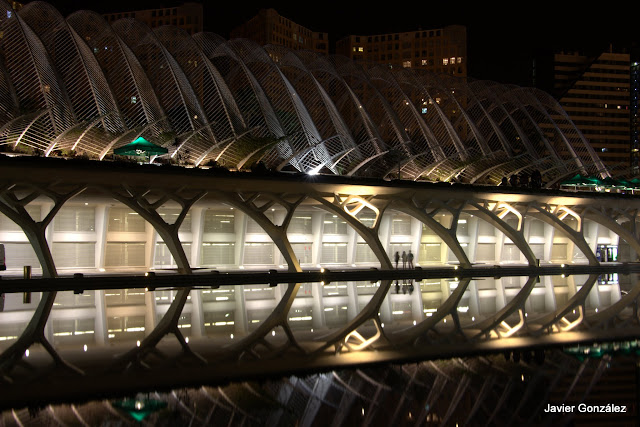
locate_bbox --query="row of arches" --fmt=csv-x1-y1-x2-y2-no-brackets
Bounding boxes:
0,1,608,183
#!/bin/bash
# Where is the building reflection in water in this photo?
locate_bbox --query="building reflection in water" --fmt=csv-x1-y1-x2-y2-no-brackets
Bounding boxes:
0,271,638,425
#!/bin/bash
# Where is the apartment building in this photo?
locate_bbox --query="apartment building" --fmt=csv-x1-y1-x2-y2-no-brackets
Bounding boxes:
553,48,638,172
335,25,467,77
103,2,203,35
230,8,329,55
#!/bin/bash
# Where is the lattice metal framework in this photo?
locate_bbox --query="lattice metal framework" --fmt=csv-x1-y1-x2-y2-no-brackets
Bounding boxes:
0,1,610,183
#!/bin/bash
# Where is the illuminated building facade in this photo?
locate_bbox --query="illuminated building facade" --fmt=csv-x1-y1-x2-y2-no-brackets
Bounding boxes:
335,25,467,77
553,49,637,173
230,8,329,55
102,2,203,35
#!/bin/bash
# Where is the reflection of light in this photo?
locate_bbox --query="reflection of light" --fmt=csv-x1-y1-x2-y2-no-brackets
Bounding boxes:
136,340,141,347
457,306,469,312
83,344,87,352
25,349,29,357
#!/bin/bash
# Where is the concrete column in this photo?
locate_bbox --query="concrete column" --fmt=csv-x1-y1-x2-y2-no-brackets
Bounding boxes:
410,216,422,267
144,290,157,337
311,211,323,266
234,285,248,335
95,205,109,271
235,210,246,268
190,207,204,269
346,281,359,320
189,289,204,337
94,289,108,345
311,282,325,328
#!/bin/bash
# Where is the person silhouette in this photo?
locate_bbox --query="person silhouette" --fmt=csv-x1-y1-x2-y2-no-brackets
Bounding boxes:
401,251,407,268
394,251,400,269
407,250,414,269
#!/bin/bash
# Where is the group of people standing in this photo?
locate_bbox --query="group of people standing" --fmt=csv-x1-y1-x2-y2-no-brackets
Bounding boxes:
394,250,415,294
394,250,414,269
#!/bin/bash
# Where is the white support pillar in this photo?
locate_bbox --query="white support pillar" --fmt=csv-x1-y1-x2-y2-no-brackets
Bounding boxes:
543,276,557,312
411,279,424,322
144,290,157,337
189,289,204,337
311,211,324,266
234,285,248,335
467,216,479,263
94,289,108,345
190,207,204,269
311,282,325,328
495,278,506,310
235,209,246,268
346,281,359,320
95,205,109,271
273,210,287,267
410,217,422,266
467,280,480,318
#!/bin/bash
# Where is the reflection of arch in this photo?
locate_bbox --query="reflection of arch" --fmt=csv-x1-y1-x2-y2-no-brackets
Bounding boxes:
392,278,472,346
310,193,392,354
470,276,538,339
528,274,599,335
220,191,306,356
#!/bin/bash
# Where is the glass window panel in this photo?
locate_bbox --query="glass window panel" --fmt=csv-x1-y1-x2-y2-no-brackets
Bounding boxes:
391,214,411,235
323,216,347,235
288,215,312,234
419,243,441,263
0,242,39,269
243,242,274,265
105,242,146,267
108,208,145,232
355,243,377,263
52,242,95,268
201,242,235,265
203,210,235,233
551,243,568,260
321,242,347,264
54,207,95,232
476,243,495,262
291,243,313,264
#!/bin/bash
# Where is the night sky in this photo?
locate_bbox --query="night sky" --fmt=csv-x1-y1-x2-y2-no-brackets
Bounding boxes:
24,0,640,87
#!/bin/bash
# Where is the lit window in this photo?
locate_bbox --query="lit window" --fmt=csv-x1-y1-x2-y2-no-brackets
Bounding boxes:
421,59,427,66
402,60,411,68
131,96,137,104
442,58,449,65
457,57,462,63
358,47,364,52
421,107,428,114
450,57,455,64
